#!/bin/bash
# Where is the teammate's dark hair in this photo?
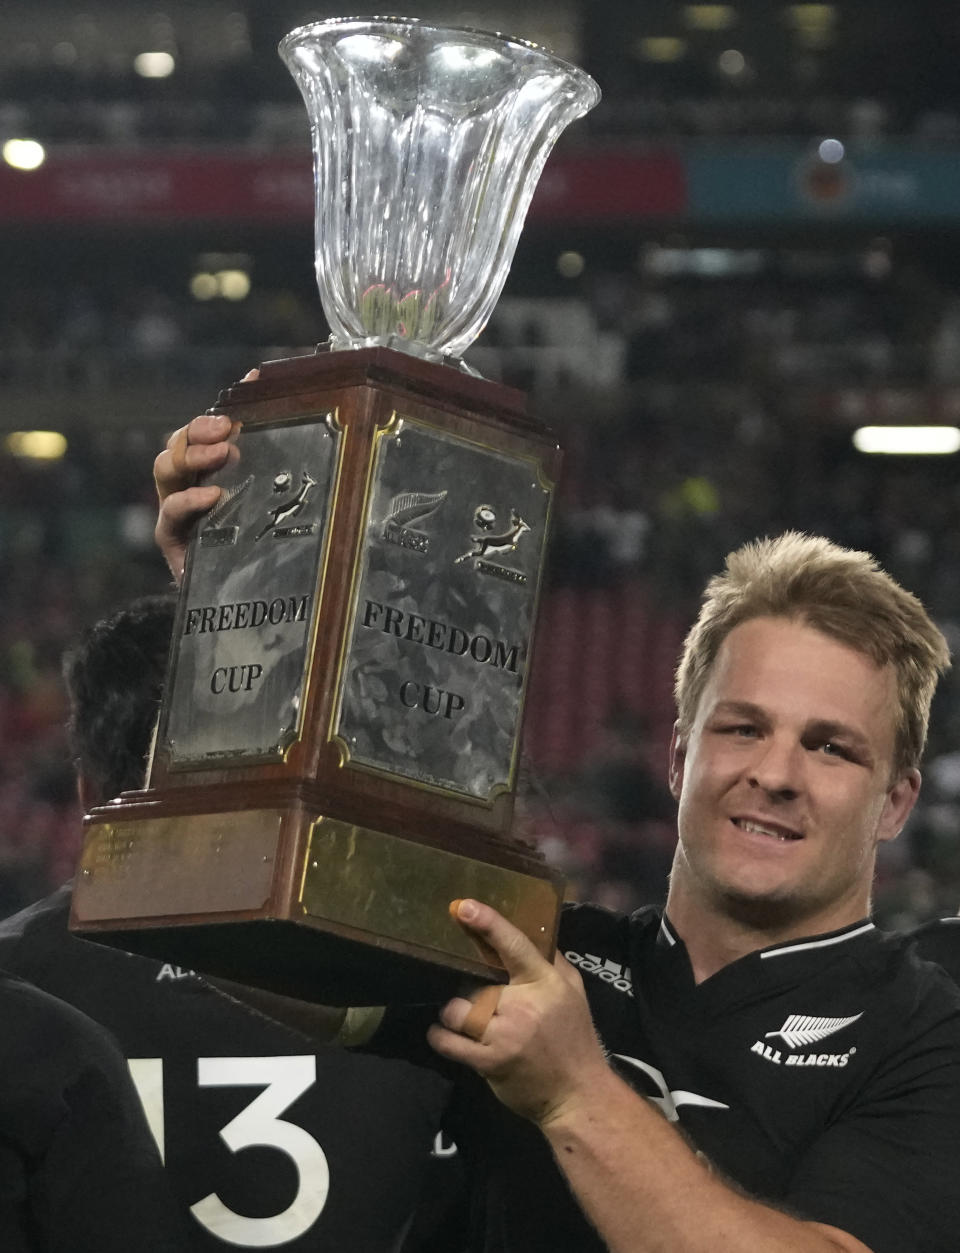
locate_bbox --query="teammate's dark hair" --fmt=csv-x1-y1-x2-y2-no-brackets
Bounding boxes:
63,595,176,804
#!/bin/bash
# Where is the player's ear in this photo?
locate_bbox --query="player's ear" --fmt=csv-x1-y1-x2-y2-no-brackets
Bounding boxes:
668,724,686,802
877,767,921,844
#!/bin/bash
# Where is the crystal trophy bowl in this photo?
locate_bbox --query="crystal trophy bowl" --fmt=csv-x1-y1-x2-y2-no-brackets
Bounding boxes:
279,17,600,363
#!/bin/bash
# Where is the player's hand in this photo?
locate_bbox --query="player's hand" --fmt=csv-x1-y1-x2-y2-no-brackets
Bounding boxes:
428,899,609,1127
153,370,257,580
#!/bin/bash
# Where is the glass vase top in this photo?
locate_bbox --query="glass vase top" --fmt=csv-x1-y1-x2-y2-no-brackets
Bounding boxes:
279,17,600,364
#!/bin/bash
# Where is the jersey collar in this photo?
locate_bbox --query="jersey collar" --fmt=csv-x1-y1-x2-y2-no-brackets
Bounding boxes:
757,919,876,961
659,913,876,962
650,913,879,1012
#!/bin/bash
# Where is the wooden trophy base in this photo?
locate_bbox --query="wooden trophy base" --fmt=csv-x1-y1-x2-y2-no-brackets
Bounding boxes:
72,347,564,1005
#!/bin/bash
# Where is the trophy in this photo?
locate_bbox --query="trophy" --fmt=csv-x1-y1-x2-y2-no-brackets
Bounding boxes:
71,18,600,1003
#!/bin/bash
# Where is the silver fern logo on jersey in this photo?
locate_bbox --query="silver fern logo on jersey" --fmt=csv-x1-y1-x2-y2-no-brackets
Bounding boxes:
751,1011,862,1067
766,1013,863,1048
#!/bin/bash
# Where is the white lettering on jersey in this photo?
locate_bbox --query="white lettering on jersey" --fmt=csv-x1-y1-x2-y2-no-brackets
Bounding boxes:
128,1057,165,1160
128,1056,329,1247
156,963,196,982
431,1130,458,1158
191,1056,329,1246
611,1054,729,1122
750,1039,856,1068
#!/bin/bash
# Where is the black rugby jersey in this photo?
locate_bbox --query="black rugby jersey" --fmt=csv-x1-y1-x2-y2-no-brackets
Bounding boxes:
0,971,189,1252
411,903,960,1253
911,914,960,982
0,886,456,1253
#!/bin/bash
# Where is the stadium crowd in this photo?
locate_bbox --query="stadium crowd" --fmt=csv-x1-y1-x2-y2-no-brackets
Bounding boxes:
4,248,960,926
3,0,960,933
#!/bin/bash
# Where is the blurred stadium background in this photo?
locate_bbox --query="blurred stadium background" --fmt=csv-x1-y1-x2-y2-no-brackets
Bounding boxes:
3,0,960,925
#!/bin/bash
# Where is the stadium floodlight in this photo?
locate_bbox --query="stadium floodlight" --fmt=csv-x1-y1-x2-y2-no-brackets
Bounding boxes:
852,425,960,455
134,52,175,78
2,139,45,170
4,431,67,460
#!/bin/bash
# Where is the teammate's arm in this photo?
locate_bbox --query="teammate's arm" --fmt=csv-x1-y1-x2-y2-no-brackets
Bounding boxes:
209,977,352,1043
429,899,872,1253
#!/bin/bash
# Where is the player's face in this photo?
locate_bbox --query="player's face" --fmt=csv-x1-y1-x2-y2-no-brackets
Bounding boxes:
668,615,920,931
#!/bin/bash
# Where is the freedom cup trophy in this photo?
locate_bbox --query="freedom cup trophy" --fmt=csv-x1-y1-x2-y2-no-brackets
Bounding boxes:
71,18,600,1003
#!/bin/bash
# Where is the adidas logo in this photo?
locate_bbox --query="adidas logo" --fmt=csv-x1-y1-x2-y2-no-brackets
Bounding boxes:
751,1012,862,1068
564,950,633,996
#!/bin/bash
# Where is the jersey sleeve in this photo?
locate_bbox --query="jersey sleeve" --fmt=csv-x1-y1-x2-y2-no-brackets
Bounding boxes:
37,1038,194,1252
0,915,25,970
784,1000,960,1253
0,977,193,1253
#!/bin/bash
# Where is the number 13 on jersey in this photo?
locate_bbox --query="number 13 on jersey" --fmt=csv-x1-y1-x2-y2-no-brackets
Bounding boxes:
129,1055,330,1247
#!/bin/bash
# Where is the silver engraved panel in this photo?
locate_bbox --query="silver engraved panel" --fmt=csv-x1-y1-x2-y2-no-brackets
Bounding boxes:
162,416,338,766
335,416,552,800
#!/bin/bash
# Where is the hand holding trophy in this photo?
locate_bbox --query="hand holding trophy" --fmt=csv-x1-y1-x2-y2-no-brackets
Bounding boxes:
72,18,599,1004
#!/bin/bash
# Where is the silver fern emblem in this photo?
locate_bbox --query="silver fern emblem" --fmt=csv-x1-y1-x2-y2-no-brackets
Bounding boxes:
205,474,254,522
384,490,448,527
764,1013,862,1049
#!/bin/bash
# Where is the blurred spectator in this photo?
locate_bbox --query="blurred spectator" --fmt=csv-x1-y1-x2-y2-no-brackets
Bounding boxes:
5,243,960,924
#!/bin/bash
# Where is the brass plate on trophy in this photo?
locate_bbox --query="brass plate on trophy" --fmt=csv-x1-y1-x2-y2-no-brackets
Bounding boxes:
161,416,340,767
334,416,552,800
300,816,559,966
74,810,283,920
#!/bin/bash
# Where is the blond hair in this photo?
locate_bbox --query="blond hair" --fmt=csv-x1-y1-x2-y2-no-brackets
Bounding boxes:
674,532,950,776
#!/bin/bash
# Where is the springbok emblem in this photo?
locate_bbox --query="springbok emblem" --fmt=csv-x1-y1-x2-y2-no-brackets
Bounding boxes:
255,469,318,541
455,506,530,565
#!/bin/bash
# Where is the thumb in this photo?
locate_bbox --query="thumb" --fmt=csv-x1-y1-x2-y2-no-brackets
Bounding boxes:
450,899,551,985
